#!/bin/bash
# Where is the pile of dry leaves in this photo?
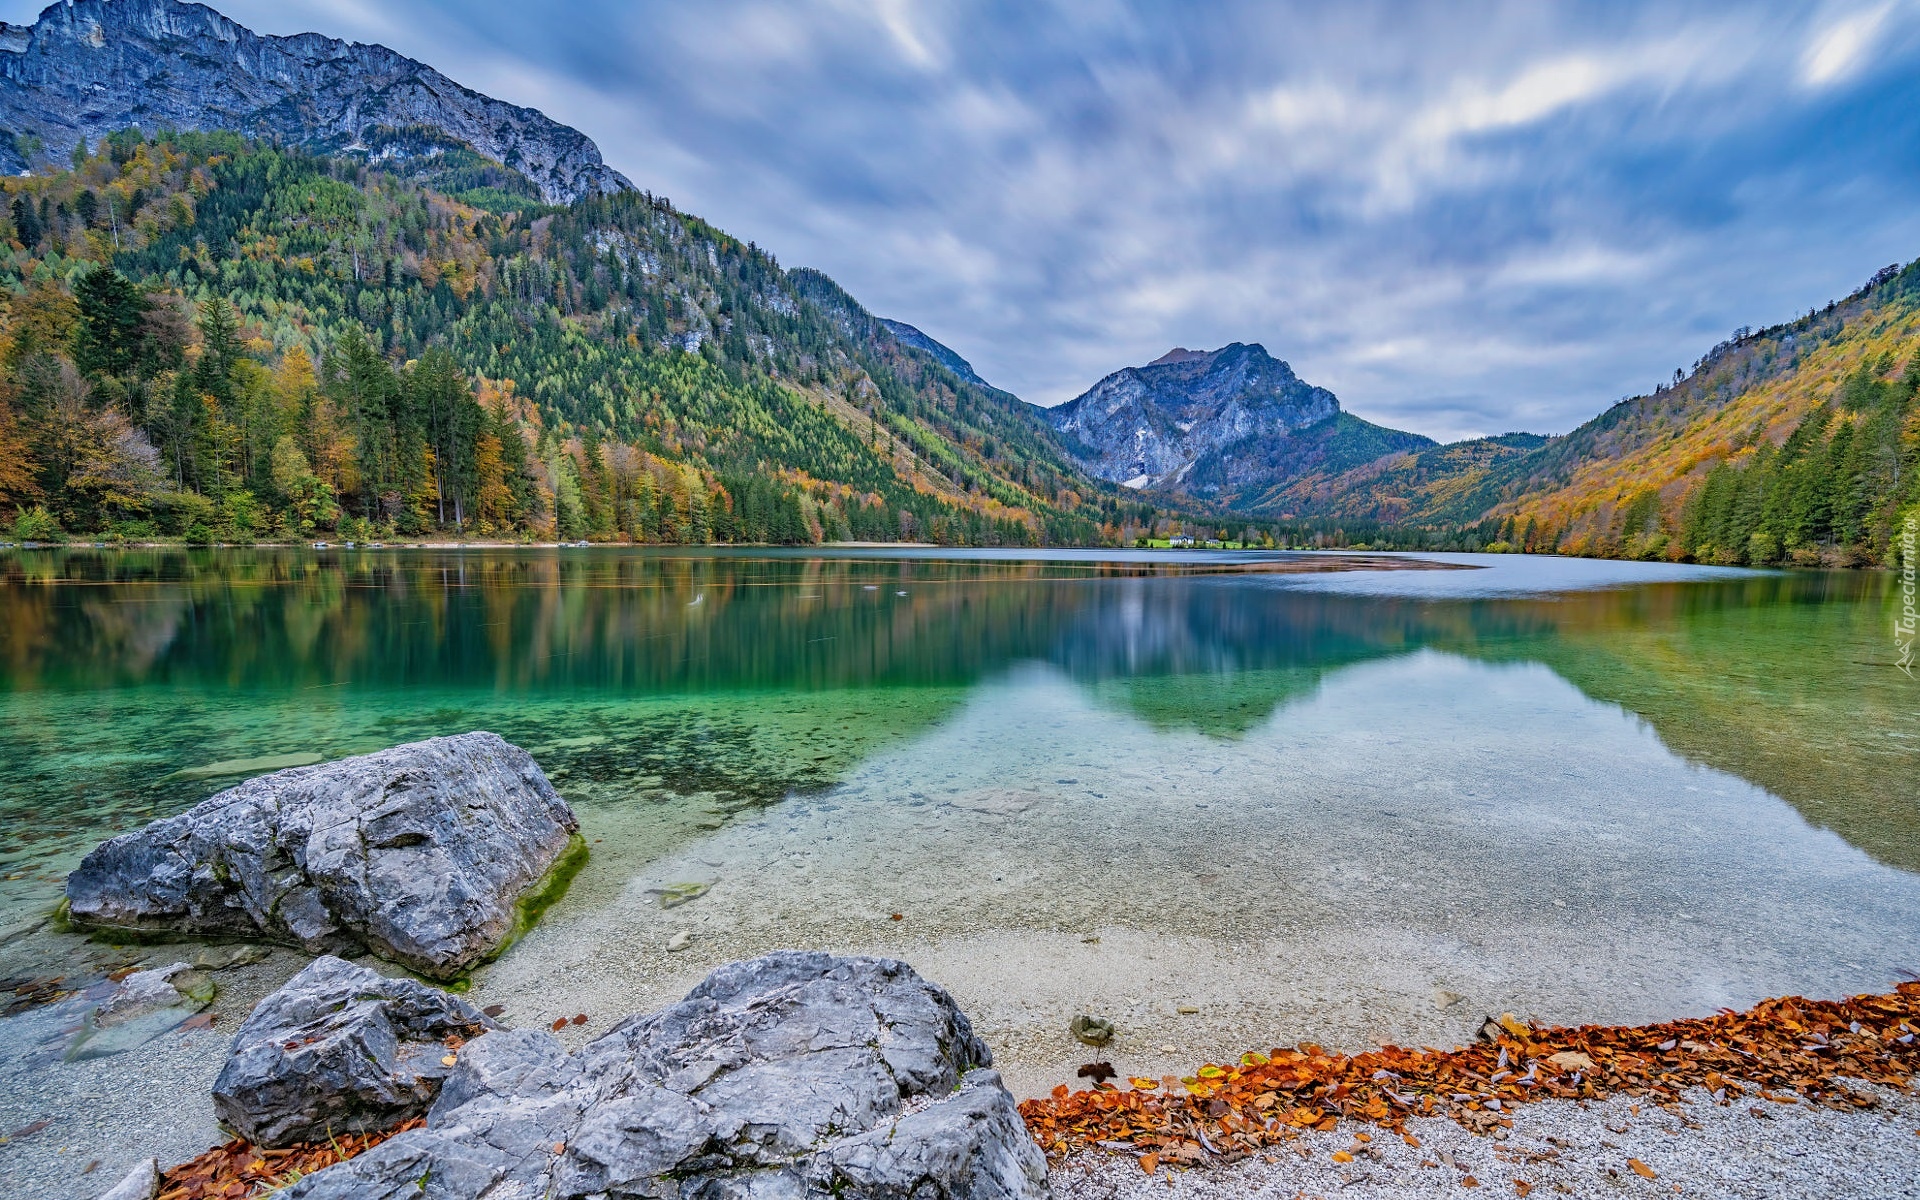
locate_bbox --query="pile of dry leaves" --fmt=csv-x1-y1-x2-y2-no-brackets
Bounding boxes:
1020,982,1920,1170
154,1118,423,1200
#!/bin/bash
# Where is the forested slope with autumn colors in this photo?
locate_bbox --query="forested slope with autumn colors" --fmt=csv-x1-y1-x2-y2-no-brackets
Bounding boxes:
1266,262,1920,567
0,132,1144,546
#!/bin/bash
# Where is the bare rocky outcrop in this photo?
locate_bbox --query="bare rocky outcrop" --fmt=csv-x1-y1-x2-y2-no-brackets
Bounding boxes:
0,0,631,203
253,951,1050,1199
212,955,497,1147
64,732,581,979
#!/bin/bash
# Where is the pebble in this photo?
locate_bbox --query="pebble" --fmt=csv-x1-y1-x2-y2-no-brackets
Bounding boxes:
665,931,694,953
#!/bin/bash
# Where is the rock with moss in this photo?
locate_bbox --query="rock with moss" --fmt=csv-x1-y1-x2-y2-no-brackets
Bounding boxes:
64,962,213,1061
64,732,579,978
212,955,497,1147
278,951,1050,1199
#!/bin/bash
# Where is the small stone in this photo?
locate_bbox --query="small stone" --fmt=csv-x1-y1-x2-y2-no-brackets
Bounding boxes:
95,1157,158,1200
64,963,211,1061
1175,1005,1199,1015
666,930,694,953
655,882,710,910
1434,989,1466,1010
1160,1045,1177,1053
1069,1014,1115,1046
168,969,216,1006
192,944,272,971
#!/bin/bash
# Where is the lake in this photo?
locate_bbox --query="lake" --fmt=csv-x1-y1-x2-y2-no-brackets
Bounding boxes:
1,547,1917,1100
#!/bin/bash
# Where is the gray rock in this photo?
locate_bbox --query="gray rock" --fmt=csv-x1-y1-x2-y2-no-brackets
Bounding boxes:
95,1158,158,1200
280,951,1049,1199
64,962,213,1061
0,0,630,203
212,955,497,1148
193,943,274,971
1068,1015,1114,1047
65,732,580,978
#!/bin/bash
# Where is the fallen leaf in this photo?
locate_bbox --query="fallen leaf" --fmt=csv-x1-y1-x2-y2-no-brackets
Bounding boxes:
550,1018,568,1032
1138,1153,1158,1175
1547,1050,1597,1072
1514,1182,1532,1196
890,913,904,921
1629,1159,1658,1180
1463,1176,1480,1188
1403,1133,1422,1149
180,1012,217,1031
1331,1150,1354,1163
7,1119,51,1139
441,1055,458,1067
571,1014,588,1026
481,1004,506,1018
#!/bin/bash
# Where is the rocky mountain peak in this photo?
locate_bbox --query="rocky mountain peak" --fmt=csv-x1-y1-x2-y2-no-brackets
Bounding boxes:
1146,347,1209,366
1043,341,1340,489
0,0,631,203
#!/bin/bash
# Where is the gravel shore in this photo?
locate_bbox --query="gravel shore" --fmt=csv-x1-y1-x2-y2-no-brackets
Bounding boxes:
1049,1083,1920,1199
3,926,1916,1199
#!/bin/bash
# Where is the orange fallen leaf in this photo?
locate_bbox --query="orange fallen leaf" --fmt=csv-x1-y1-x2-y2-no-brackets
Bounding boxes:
1514,1182,1532,1196
1331,1150,1353,1163
550,1018,568,1032
440,1055,458,1067
1138,1153,1158,1175
1629,1159,1658,1180
1463,1177,1479,1188
1403,1133,1422,1148
180,1012,217,1031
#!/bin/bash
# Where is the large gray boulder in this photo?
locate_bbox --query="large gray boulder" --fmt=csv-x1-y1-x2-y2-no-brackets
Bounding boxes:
277,951,1050,1199
64,732,580,978
213,955,498,1147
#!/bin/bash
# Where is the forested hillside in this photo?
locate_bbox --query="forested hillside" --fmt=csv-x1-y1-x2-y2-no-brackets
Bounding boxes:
1480,263,1920,566
1258,263,1920,567
0,131,1128,545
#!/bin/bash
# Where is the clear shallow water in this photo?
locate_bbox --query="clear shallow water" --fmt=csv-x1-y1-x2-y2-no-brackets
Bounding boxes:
0,547,1916,1091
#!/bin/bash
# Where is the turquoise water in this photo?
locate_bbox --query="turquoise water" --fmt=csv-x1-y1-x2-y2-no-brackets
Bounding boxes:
1,547,1916,1084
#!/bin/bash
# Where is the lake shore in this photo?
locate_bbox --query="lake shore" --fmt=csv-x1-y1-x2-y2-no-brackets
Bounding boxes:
1048,1083,1920,1199
4,923,1914,1199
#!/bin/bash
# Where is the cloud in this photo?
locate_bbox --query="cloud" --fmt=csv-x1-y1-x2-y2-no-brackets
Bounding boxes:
1801,3,1895,86
7,0,1917,443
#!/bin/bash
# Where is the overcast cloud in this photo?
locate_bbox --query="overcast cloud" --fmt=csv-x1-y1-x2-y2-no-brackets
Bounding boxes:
10,0,1920,439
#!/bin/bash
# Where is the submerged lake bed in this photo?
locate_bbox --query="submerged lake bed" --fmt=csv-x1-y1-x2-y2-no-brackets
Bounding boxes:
0,547,1916,1195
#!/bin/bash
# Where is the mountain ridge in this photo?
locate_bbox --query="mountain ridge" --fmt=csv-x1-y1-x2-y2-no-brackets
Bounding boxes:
0,0,630,203
1044,341,1345,490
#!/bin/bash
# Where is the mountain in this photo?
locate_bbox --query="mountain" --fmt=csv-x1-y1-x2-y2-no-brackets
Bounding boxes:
877,318,998,392
1043,342,1432,497
0,0,629,204
1274,262,1920,567
0,130,1118,544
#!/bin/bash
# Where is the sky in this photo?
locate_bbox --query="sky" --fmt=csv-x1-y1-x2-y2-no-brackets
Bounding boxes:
12,0,1920,440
